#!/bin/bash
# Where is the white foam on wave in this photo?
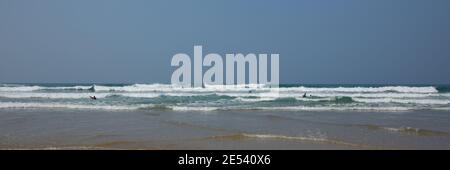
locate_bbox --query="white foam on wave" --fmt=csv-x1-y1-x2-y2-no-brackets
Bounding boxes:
117,93,160,98
0,86,43,92
238,133,365,147
170,106,219,111
101,84,438,93
353,98,450,105
152,105,426,112
236,97,278,102
224,92,441,99
1,102,449,111
49,86,93,90
94,84,270,93
0,92,163,99
311,92,442,98
0,84,440,94
242,133,329,142
0,92,108,99
1,91,446,101
254,106,414,111
279,86,438,93
0,102,137,110
0,84,448,112
0,85,93,92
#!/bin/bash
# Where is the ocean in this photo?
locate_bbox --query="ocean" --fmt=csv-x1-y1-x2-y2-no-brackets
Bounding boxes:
1,83,450,149
1,83,449,111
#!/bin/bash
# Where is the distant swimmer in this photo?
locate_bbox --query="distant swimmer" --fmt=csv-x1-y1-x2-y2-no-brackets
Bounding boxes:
89,96,97,100
302,93,307,98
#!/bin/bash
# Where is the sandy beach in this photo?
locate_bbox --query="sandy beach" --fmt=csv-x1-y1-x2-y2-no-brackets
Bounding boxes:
1,108,449,150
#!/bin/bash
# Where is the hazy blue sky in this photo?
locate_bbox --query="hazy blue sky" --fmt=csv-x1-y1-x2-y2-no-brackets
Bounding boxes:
1,0,449,84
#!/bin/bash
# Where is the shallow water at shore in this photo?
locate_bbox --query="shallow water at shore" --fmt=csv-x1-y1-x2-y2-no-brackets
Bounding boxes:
1,108,450,150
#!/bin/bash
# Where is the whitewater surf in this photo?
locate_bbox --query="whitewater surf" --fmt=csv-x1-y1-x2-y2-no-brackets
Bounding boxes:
0,83,449,112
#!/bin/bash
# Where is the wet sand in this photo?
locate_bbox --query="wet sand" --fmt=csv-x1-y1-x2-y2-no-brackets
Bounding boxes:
1,109,450,150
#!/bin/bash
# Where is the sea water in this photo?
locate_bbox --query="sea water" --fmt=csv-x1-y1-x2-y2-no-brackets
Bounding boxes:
1,83,450,149
0,83,449,112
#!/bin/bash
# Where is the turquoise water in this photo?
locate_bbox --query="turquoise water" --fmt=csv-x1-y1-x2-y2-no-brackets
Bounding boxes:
1,83,450,112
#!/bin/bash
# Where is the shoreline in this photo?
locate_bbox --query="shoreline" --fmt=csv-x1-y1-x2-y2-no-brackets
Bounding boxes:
1,109,450,150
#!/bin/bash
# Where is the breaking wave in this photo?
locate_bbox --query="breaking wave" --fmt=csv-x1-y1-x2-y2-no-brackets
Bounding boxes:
208,133,376,148
0,84,442,93
1,83,450,111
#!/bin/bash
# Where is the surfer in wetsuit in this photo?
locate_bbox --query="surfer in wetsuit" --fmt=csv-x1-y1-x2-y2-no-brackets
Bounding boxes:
302,93,307,98
89,96,97,100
